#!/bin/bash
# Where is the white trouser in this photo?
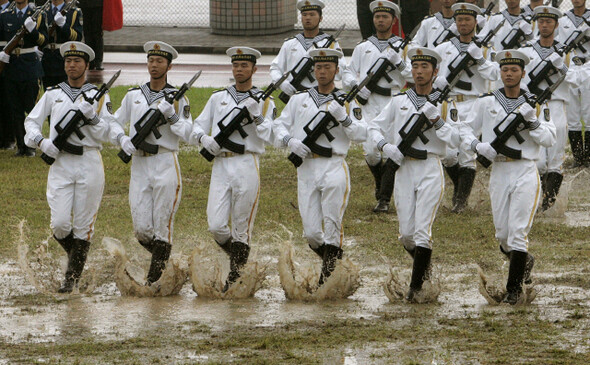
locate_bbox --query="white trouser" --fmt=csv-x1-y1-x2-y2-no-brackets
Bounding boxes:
47,149,105,241
394,156,445,251
362,93,393,166
444,98,476,169
207,153,260,245
129,152,182,244
567,87,582,132
537,100,567,174
297,156,350,248
490,160,541,253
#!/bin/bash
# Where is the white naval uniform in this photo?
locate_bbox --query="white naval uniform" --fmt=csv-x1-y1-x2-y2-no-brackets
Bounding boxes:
269,32,355,89
519,41,577,174
556,9,590,132
24,83,111,241
460,89,556,253
108,83,193,244
480,10,534,52
345,35,412,165
435,37,499,168
414,12,455,49
192,86,276,245
368,89,459,251
273,88,367,249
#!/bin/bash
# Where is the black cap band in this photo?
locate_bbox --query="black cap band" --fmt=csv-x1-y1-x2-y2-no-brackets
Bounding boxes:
372,6,395,15
147,49,173,62
313,55,339,63
411,54,438,67
63,50,90,62
231,54,257,64
499,57,525,68
454,8,477,17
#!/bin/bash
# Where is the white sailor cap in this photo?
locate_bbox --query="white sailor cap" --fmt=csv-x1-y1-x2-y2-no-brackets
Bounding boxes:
144,41,178,62
226,46,262,64
533,6,563,20
451,3,482,17
369,1,401,18
407,47,442,66
309,48,343,63
296,0,325,13
60,41,95,62
495,50,530,68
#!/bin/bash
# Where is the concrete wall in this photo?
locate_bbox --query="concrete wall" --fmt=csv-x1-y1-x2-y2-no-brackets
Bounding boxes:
210,0,297,35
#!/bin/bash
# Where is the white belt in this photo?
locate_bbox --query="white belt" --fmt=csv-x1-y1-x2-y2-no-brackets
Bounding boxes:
12,47,37,56
45,43,63,50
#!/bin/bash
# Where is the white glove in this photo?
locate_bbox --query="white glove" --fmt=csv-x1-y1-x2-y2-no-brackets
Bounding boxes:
0,51,9,64
280,81,297,96
288,138,311,158
120,135,136,155
518,21,533,36
384,48,402,65
548,53,564,69
433,76,448,91
78,100,96,120
382,143,404,166
475,142,497,161
54,11,66,27
200,135,221,155
40,139,59,158
243,98,261,117
328,101,347,122
519,103,537,123
24,17,36,33
358,86,371,100
158,100,175,120
467,43,483,61
448,23,458,35
422,102,440,121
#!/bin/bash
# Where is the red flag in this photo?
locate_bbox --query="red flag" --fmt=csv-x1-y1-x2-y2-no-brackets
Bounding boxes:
103,0,124,31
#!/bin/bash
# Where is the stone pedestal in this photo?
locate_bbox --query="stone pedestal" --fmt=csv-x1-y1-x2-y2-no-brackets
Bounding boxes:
210,0,296,35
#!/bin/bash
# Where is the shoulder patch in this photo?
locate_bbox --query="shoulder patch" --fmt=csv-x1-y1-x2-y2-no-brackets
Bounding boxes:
544,108,550,121
106,101,113,114
272,107,277,119
450,108,458,122
353,107,362,120
183,105,191,118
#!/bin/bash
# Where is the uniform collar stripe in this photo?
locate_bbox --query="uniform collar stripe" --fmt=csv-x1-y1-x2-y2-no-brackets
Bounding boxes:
492,88,533,114
295,32,330,51
406,88,441,111
140,83,177,105
501,10,521,26
226,85,261,104
58,82,97,102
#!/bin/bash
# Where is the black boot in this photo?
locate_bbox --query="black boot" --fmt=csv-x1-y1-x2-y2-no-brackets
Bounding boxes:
367,161,382,201
444,164,460,207
146,240,171,285
54,231,75,255
569,131,585,167
318,245,343,286
452,167,475,213
223,241,250,292
58,239,91,293
503,250,528,305
542,172,563,211
406,246,432,302
374,160,396,213
138,238,155,254
523,253,535,285
309,244,325,259
584,130,590,167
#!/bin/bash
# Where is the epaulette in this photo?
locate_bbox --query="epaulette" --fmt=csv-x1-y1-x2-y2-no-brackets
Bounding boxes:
283,36,295,41
212,88,225,94
127,86,140,91
294,89,309,95
392,92,405,98
45,85,59,91
447,98,454,103
478,92,493,98
423,14,434,20
521,43,534,48
357,38,369,45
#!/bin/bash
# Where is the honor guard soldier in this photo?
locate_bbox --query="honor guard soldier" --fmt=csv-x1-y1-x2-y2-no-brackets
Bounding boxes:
434,3,500,213
108,41,193,285
519,6,577,210
272,48,367,287
522,0,545,36
479,0,535,52
190,47,276,292
24,42,111,293
40,0,83,89
460,50,556,304
368,48,459,302
414,0,457,49
0,0,47,157
0,0,14,150
557,0,590,167
346,1,412,213
269,0,354,101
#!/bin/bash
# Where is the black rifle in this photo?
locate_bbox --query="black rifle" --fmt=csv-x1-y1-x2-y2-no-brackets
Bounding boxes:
356,27,418,105
278,24,345,104
288,74,372,168
476,74,565,168
118,71,201,163
500,13,535,50
41,70,120,165
444,19,505,91
199,72,289,162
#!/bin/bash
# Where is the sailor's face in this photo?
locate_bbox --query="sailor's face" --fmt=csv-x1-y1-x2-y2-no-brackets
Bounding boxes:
412,61,437,86
373,12,395,33
537,17,557,38
314,61,338,86
501,64,525,88
147,55,171,80
455,15,476,35
64,56,87,80
301,10,321,30
232,60,256,83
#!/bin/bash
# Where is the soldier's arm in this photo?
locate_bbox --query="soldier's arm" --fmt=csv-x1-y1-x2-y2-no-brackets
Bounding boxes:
272,95,296,147
190,93,216,145
24,92,52,148
59,8,83,41
107,91,132,146
529,102,557,148
169,95,193,142
342,100,367,143
255,97,277,144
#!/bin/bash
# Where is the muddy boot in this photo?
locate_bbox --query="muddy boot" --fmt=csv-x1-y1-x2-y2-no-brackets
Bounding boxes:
584,130,590,167
223,241,250,292
406,246,432,302
58,239,91,293
372,199,390,213
367,161,383,201
444,164,460,207
503,250,527,305
569,131,585,167
451,167,475,214
138,238,155,254
541,172,563,211
523,253,535,285
54,231,75,256
146,240,172,285
373,160,395,213
318,245,343,286
309,243,325,259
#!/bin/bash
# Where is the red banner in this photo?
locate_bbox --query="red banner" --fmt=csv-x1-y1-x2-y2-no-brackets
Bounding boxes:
103,0,123,31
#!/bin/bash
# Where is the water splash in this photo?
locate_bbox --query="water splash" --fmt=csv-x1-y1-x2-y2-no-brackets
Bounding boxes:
383,264,441,304
477,265,537,305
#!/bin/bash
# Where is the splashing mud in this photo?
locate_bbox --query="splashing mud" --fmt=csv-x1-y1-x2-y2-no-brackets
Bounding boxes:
278,242,360,301
383,264,441,304
477,265,537,305
538,169,586,219
102,237,188,297
189,241,267,299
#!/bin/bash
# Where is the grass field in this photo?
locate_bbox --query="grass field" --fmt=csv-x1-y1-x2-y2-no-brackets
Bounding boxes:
0,86,589,364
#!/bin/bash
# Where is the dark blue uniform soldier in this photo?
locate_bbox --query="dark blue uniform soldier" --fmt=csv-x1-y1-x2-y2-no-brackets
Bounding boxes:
41,0,82,88
0,0,47,157
0,0,15,150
